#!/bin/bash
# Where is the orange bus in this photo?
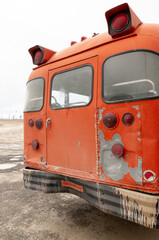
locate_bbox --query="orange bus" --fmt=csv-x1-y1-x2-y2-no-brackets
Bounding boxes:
23,3,159,228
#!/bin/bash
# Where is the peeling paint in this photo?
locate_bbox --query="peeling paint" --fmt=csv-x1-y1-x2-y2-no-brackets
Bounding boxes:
137,112,141,118
132,106,139,110
99,109,104,121
99,130,142,184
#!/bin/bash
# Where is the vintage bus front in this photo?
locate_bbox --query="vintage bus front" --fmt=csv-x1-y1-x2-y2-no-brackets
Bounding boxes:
23,3,159,228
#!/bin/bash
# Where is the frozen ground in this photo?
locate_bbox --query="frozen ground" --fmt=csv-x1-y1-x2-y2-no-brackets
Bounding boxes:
0,120,159,240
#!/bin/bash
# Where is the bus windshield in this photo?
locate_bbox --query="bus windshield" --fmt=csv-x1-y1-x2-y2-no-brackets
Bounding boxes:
24,78,44,112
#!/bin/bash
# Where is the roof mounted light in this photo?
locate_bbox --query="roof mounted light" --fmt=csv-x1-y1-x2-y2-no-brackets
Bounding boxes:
112,13,128,31
71,41,77,46
105,3,142,38
81,36,87,41
28,45,56,66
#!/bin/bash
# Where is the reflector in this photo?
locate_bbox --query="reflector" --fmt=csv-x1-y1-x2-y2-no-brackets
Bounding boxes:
144,170,156,182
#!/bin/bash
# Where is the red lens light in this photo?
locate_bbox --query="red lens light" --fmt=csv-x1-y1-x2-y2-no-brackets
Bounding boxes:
103,112,117,129
144,170,156,182
35,118,42,129
32,140,39,150
34,50,43,64
122,113,134,126
28,119,34,127
145,171,153,179
112,13,128,31
81,36,87,41
71,41,77,46
112,144,124,158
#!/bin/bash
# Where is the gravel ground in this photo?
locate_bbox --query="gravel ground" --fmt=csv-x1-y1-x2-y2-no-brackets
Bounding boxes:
0,120,159,240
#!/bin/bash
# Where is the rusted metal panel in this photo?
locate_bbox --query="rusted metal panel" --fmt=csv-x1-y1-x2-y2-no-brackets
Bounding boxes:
23,168,159,229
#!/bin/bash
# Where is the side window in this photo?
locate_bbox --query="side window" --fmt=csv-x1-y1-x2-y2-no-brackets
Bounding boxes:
50,65,93,109
103,51,159,103
24,78,44,112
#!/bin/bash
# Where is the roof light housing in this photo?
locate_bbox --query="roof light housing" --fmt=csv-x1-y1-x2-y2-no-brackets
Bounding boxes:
29,45,56,66
105,3,142,38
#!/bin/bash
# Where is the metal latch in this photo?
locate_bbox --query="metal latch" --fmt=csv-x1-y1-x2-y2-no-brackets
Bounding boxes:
46,118,51,128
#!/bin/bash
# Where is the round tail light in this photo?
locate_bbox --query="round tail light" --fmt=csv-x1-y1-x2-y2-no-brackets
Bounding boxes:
28,119,34,128
103,112,118,129
32,140,39,150
34,50,43,64
112,144,124,157
35,118,43,129
122,113,134,126
112,13,128,31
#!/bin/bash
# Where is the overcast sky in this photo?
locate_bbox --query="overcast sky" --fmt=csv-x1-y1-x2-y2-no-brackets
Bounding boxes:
0,0,159,117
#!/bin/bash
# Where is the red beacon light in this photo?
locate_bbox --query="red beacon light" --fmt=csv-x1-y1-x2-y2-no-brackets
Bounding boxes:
105,3,142,38
29,45,56,66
